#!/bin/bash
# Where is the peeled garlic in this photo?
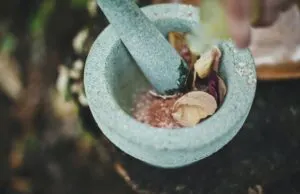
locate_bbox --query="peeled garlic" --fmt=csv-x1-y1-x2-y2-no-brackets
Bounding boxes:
194,46,222,79
172,91,217,127
212,47,222,71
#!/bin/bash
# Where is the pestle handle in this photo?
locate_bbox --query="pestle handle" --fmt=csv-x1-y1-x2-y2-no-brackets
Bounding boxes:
96,0,189,95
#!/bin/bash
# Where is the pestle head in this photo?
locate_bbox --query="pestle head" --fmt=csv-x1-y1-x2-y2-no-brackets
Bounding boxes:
96,0,189,95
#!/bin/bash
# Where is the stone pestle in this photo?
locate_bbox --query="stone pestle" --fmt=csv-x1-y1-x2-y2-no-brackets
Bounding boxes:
96,0,189,95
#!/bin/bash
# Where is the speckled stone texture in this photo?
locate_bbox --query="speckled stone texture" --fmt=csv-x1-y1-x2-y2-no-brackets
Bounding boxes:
96,0,188,94
84,4,257,168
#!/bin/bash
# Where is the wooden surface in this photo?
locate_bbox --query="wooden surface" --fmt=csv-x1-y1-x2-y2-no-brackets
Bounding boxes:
257,62,300,80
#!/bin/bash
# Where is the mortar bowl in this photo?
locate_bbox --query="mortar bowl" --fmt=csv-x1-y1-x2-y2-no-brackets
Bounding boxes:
84,4,257,168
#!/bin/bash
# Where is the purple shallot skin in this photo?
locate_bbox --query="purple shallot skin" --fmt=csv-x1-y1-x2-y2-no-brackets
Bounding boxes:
180,44,192,65
207,71,220,105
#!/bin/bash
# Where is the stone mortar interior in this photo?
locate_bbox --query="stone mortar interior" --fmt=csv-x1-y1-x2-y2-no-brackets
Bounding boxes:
106,29,229,124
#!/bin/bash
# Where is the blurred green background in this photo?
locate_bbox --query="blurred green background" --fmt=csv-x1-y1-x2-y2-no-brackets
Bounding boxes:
0,0,154,193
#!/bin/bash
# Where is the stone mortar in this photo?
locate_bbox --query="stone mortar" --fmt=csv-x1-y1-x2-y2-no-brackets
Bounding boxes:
84,4,257,168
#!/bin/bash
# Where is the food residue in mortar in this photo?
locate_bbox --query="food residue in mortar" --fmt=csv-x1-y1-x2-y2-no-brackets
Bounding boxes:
132,32,227,129
132,91,182,129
